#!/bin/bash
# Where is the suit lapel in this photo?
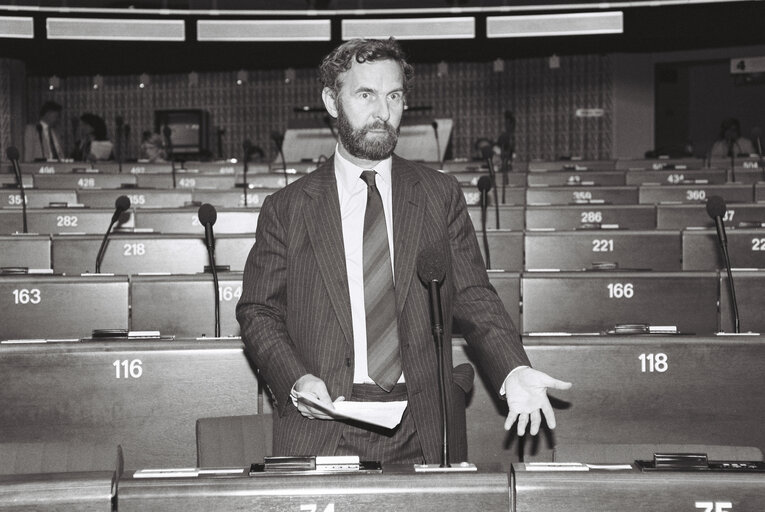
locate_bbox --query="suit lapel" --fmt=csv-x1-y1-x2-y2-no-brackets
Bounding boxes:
302,159,354,347
392,156,423,315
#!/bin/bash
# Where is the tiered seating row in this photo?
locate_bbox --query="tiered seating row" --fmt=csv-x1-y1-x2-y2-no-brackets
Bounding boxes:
2,270,763,340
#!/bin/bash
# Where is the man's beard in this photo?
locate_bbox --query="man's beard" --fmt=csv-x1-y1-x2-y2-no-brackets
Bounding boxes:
336,100,399,162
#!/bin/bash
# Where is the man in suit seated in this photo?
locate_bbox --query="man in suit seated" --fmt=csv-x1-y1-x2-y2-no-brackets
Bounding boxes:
237,37,571,464
23,100,64,162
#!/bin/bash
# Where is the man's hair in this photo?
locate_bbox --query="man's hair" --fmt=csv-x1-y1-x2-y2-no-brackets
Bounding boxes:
319,37,414,96
39,100,62,118
80,113,108,140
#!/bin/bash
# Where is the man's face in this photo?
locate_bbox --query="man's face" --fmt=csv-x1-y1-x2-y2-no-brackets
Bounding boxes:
43,110,60,128
325,59,405,162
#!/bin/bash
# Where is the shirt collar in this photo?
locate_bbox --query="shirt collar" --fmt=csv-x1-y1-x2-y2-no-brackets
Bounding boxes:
334,144,392,195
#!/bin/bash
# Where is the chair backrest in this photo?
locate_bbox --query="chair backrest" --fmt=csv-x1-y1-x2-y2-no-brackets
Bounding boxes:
196,414,272,468
553,443,764,463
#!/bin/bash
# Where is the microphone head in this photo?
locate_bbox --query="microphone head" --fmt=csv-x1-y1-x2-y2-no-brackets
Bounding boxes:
243,138,252,151
431,120,439,130
417,244,447,284
271,131,284,147
477,175,492,192
6,146,20,161
114,195,131,212
198,203,217,226
480,145,494,161
706,195,727,219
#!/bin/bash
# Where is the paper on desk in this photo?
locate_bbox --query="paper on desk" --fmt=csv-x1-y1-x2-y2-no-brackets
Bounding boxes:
295,391,407,429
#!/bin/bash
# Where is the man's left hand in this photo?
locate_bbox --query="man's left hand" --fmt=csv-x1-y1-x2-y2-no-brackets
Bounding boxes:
503,367,572,436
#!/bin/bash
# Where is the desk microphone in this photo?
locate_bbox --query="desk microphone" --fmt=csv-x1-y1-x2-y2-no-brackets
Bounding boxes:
242,139,252,207
417,245,449,467
198,203,220,337
706,195,740,333
6,147,27,233
431,120,442,169
271,131,288,188
95,195,130,273
477,176,492,269
481,146,500,229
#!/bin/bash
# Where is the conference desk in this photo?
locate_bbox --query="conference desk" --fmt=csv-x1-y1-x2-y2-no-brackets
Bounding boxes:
77,189,192,209
0,207,134,235
1,234,51,269
135,173,237,190
656,203,765,229
0,471,115,511
511,462,765,511
682,228,765,270
1,189,77,208
0,339,258,469
639,183,753,205
525,205,656,230
117,465,509,511
33,173,137,190
625,168,728,185
526,171,626,187
51,233,254,275
132,207,259,234
526,186,638,206
2,336,763,471
527,159,616,172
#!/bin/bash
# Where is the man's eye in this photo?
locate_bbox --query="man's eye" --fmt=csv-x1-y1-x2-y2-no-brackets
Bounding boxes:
360,92,370,99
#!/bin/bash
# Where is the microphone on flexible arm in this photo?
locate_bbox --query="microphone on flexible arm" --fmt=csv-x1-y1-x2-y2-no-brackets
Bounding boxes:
95,195,131,273
431,120,442,170
416,245,450,468
198,203,221,338
481,146,501,229
497,111,516,204
477,176,492,269
242,139,252,207
6,147,27,233
115,116,124,174
271,131,288,188
752,127,763,158
163,125,176,188
706,196,740,333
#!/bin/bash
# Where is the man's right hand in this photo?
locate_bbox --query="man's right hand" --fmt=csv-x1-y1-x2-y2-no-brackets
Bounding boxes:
292,374,343,420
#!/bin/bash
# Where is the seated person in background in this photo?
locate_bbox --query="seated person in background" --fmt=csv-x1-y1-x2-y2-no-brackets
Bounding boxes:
72,113,113,162
139,131,168,162
23,100,64,162
709,117,755,158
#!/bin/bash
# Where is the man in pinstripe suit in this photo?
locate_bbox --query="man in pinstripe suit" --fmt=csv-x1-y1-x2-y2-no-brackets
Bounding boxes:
237,38,571,464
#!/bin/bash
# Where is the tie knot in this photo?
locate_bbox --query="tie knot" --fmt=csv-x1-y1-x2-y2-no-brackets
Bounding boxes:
360,170,377,187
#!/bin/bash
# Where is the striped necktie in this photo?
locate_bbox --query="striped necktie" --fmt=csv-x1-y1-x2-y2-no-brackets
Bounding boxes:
360,170,401,392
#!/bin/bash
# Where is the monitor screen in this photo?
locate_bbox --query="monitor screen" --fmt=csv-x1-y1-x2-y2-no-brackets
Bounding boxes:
154,109,209,156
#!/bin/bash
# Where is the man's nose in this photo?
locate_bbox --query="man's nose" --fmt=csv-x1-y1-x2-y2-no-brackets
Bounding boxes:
373,96,390,122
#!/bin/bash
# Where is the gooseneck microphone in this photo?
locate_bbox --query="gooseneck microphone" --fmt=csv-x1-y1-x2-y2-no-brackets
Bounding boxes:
163,125,176,188
706,196,740,333
431,120,442,170
198,203,221,338
481,146,500,229
115,116,124,174
6,147,27,233
477,176,492,269
242,139,252,207
95,195,131,273
417,245,450,468
271,131,288,188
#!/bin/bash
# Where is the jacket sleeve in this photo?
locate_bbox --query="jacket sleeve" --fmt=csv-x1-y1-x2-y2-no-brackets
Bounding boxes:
236,194,309,415
445,176,531,394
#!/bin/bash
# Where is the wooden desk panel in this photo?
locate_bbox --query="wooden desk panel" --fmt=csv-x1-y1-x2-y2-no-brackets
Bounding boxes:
0,339,258,468
117,465,509,512
512,463,765,512
0,471,114,511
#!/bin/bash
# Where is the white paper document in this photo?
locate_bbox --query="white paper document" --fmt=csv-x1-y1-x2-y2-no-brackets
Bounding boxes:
295,391,407,430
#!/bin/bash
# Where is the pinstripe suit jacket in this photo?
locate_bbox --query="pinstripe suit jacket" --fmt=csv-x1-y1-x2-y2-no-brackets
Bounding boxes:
236,155,530,463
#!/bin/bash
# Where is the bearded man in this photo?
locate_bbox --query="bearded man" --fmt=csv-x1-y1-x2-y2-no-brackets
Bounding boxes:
237,38,570,464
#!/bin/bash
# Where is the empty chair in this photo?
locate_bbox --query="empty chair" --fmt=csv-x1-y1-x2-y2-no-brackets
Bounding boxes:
0,274,128,340
682,229,765,270
196,414,273,468
521,271,719,334
77,189,192,209
130,273,243,337
657,203,765,229
0,235,51,270
52,233,254,275
526,186,638,206
639,184,753,205
525,231,681,271
720,271,765,333
525,205,656,231
133,208,259,234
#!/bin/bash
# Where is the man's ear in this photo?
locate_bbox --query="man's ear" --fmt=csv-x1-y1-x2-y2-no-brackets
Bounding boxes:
322,87,338,118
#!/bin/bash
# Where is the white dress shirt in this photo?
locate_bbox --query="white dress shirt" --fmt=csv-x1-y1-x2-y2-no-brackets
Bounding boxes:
40,120,63,161
333,149,402,384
